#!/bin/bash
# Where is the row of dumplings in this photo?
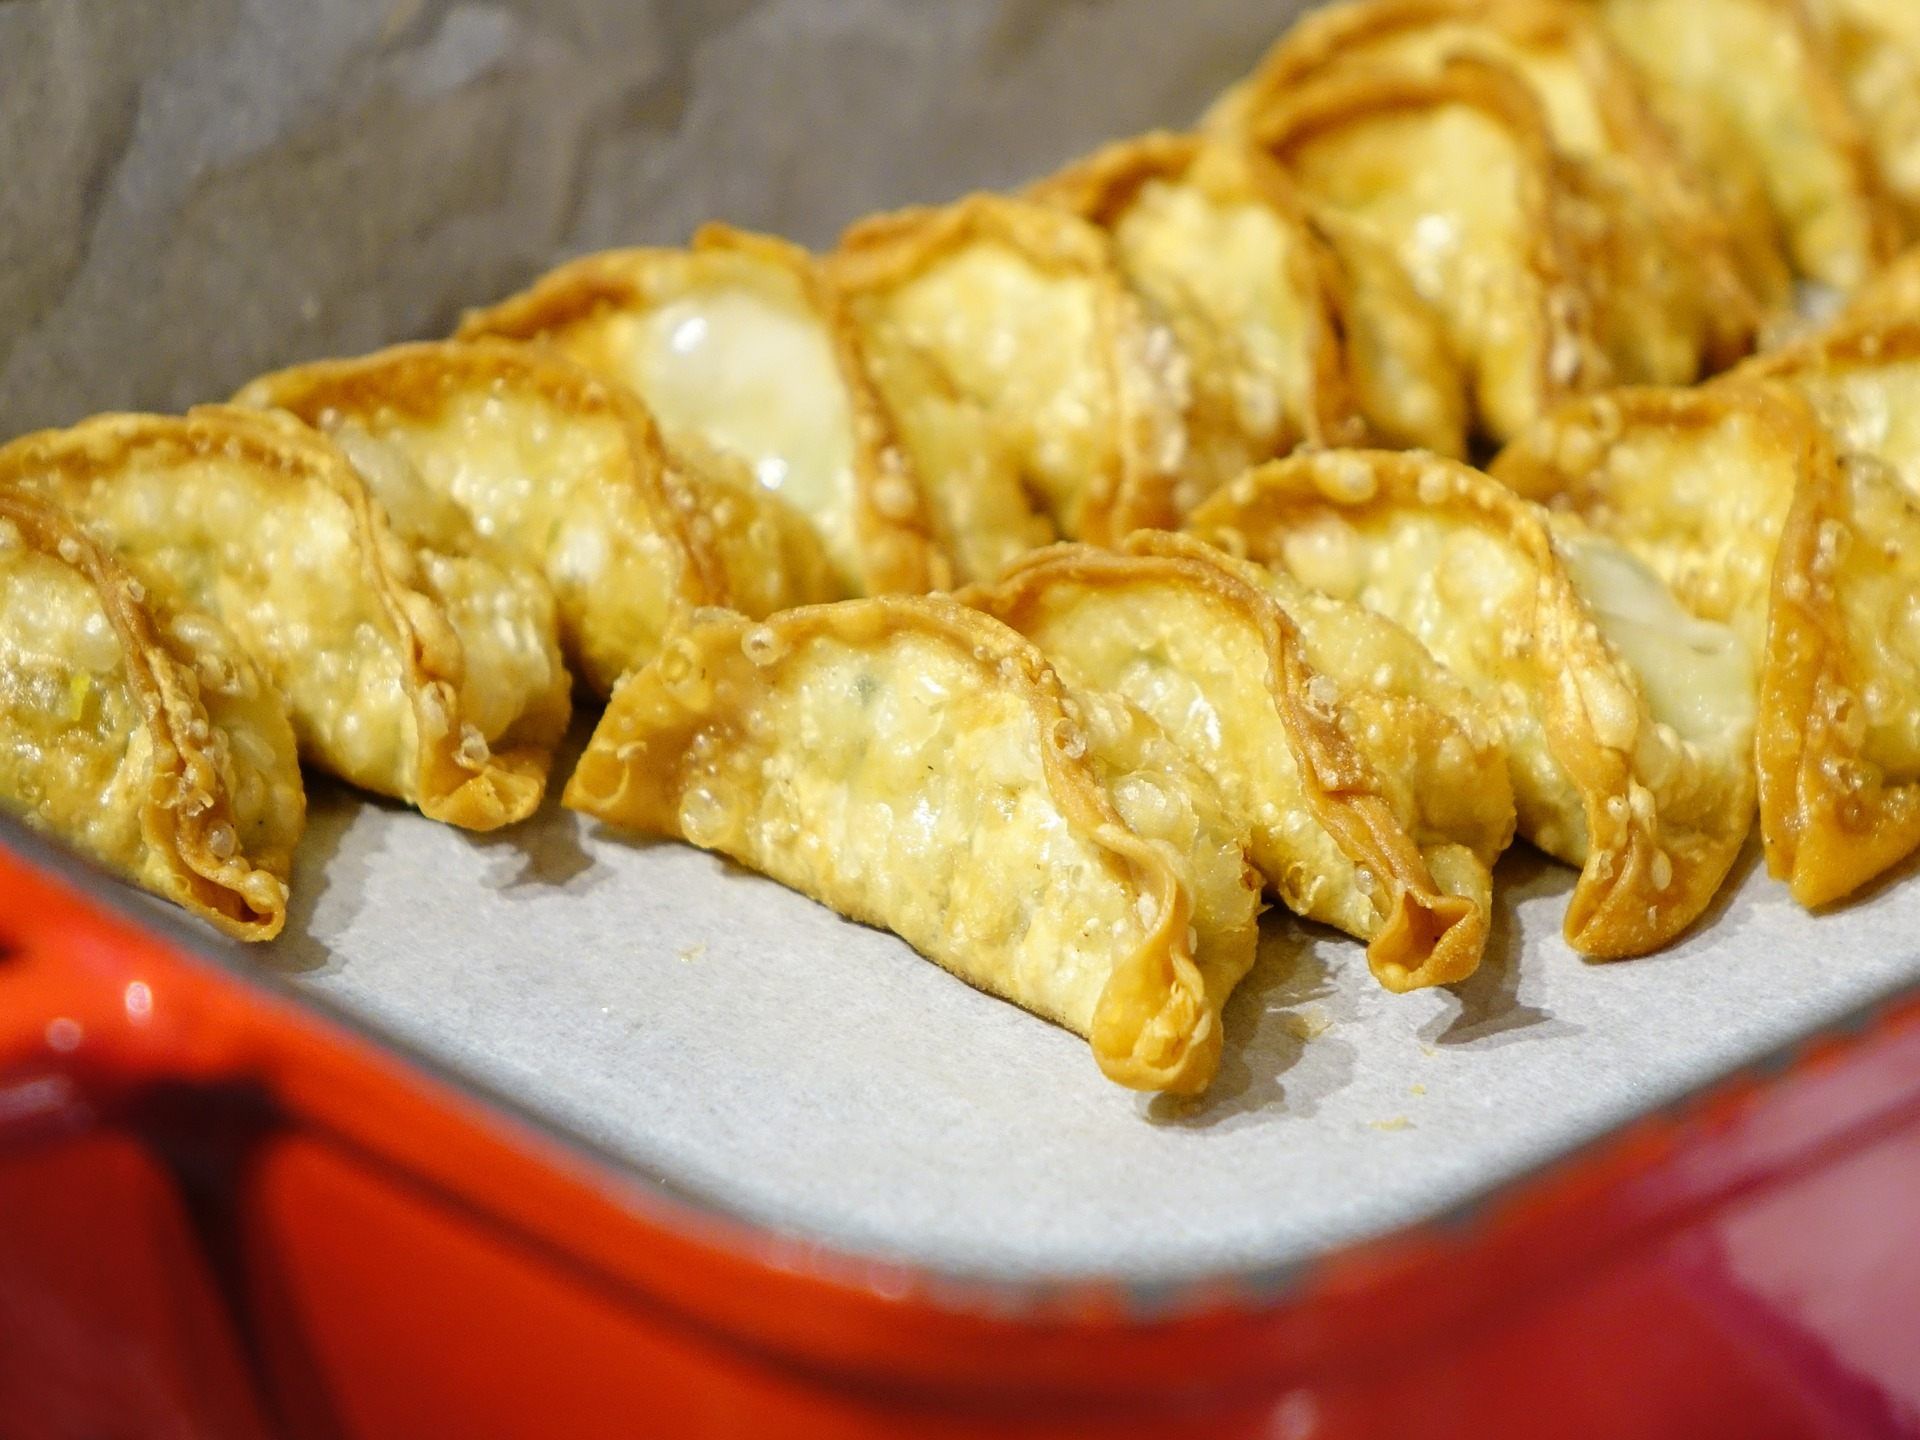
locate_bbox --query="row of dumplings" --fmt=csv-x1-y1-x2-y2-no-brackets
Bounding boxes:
564,295,1920,1095
3,0,1919,1093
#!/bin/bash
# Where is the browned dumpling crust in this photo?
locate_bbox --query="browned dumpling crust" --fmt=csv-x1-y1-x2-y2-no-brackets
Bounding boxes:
566,596,1262,1095
1803,0,1920,237
458,225,944,598
1585,0,1903,292
960,531,1513,992
831,194,1189,580
237,338,840,696
1031,132,1368,511
1844,242,1920,323
0,487,304,939
1233,57,1613,445
1737,318,1920,499
1494,380,1920,907
1311,210,1473,457
0,407,570,830
1211,0,1771,343
1190,450,1757,957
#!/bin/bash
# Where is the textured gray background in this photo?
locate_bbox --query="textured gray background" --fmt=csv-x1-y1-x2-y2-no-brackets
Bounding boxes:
0,0,1298,436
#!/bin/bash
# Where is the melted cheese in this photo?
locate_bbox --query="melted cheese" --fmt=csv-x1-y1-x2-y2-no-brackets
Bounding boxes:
1495,391,1796,659
620,282,864,589
1558,532,1755,748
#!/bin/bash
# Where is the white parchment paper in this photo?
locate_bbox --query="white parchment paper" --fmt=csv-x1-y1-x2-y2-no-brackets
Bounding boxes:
5,0,1918,1282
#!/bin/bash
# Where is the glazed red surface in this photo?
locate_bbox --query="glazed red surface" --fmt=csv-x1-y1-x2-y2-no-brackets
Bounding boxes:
1,834,1916,1437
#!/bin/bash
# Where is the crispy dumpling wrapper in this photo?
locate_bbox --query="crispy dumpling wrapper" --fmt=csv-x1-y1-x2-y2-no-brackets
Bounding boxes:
0,407,570,830
236,338,839,696
1311,211,1472,457
1496,381,1920,905
1590,0,1901,292
1031,133,1367,511
1738,319,1920,498
1803,0,1920,235
1237,58,1613,445
832,194,1188,580
1212,0,1769,346
457,224,943,598
565,597,1262,1095
1845,241,1920,323
0,489,303,939
1190,450,1757,957
962,531,1513,991
1493,383,1813,657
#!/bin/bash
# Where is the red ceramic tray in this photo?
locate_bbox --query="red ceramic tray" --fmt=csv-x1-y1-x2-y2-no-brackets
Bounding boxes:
1,815,1917,1438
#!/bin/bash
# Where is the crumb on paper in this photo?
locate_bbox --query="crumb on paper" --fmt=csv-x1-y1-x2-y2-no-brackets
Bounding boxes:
1368,1116,1412,1132
1419,1043,1438,1059
678,942,708,964
1280,1004,1331,1040
1409,1083,1426,1097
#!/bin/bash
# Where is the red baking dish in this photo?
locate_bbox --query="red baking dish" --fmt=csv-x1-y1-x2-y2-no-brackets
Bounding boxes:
2,814,1917,1438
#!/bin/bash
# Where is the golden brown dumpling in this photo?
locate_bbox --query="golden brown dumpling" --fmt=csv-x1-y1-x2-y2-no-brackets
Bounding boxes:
1844,241,1920,322
458,225,944,597
0,488,303,939
1803,0,1920,235
1312,211,1472,457
237,338,839,695
1589,0,1902,291
1497,381,1920,905
1031,133,1367,510
962,531,1513,991
1190,450,1757,956
0,407,569,830
1738,319,1920,498
832,194,1188,580
1236,58,1613,444
1212,0,1771,340
566,597,1262,1095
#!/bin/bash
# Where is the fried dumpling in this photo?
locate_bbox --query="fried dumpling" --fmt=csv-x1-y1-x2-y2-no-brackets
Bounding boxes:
1190,450,1757,956
566,597,1262,1095
457,225,943,597
832,194,1188,580
0,488,303,939
236,339,839,696
1496,381,1920,905
1803,0,1920,235
1312,211,1472,457
1589,0,1901,291
1212,0,1772,338
1030,133,1367,510
1845,241,1920,322
1738,319,1920,498
0,407,570,830
962,531,1513,991
1493,384,1811,655
1237,58,1612,445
